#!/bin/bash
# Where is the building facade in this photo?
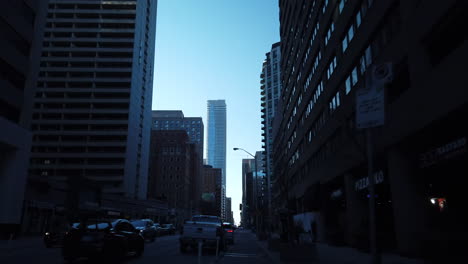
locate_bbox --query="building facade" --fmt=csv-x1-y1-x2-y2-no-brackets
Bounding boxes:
25,0,157,233
226,197,233,224
201,165,222,217
152,110,204,213
241,159,255,227
148,130,197,226
275,0,468,259
206,99,227,219
260,42,282,215
0,0,47,238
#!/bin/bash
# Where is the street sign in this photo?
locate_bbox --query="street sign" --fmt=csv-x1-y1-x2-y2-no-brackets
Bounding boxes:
356,63,393,129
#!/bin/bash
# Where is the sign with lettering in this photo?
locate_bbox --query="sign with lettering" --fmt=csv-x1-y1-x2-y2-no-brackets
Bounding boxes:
356,63,393,129
419,137,467,168
355,170,384,191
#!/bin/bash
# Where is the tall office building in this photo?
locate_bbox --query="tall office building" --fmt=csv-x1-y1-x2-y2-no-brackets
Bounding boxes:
151,110,204,213
260,42,281,216
27,0,157,213
206,99,227,219
0,0,47,238
275,0,468,259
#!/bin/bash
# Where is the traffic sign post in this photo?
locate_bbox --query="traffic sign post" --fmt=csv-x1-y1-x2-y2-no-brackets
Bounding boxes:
356,63,392,264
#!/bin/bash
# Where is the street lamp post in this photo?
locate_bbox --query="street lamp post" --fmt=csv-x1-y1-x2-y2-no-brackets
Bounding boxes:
233,147,260,236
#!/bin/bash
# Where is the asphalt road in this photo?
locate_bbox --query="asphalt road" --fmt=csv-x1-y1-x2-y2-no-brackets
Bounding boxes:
0,229,271,264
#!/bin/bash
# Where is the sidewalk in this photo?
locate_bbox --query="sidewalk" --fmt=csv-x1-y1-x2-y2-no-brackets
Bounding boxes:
0,236,43,253
256,239,424,264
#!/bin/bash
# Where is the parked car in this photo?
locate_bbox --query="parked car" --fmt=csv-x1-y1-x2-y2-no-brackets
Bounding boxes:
44,223,79,248
161,223,176,235
222,222,235,244
153,223,162,236
179,215,225,253
131,219,157,242
61,219,144,262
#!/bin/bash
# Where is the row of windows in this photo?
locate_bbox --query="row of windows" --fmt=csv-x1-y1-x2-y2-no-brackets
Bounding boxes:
289,0,398,172
43,41,134,49
324,21,335,46
307,110,327,144
305,81,324,118
44,31,134,39
41,51,133,59
46,22,135,29
39,71,132,78
326,55,338,80
282,0,378,170
328,90,341,113
342,0,369,53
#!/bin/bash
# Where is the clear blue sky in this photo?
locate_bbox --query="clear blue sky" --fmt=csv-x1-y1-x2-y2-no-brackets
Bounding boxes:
152,0,280,225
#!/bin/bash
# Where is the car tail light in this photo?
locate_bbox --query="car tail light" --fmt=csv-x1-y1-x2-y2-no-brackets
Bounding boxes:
227,229,233,233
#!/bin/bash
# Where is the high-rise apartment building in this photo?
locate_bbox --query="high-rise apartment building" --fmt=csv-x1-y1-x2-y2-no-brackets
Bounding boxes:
206,99,227,219
151,110,204,213
27,0,157,214
276,0,468,259
0,0,47,238
260,42,281,213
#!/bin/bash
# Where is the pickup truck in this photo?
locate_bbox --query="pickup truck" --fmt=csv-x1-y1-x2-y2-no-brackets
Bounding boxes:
179,215,225,253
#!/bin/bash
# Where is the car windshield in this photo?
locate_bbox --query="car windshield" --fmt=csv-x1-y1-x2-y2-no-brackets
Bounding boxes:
131,220,147,227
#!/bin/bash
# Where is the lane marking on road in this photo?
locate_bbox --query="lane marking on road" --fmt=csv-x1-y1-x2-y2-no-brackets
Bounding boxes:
224,253,258,258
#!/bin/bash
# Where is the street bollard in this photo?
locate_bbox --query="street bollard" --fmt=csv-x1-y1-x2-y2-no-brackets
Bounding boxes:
198,240,203,264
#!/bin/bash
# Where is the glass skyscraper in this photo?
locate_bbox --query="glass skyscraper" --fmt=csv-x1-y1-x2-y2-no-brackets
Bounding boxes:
206,100,227,219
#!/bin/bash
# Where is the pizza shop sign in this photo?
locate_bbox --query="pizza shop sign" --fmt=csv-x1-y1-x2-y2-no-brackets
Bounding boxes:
355,170,384,191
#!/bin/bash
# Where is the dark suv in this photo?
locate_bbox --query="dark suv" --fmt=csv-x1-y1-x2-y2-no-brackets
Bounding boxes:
131,219,157,242
62,219,144,262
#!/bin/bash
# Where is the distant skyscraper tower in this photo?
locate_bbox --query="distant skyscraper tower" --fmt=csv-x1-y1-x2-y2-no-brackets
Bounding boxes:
206,99,227,219
260,42,281,212
28,0,157,203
